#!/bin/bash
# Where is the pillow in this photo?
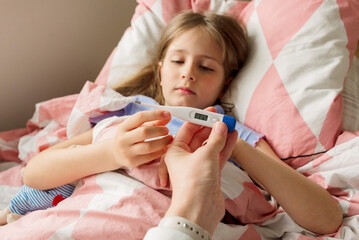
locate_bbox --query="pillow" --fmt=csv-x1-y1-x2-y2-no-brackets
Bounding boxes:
342,56,359,131
223,0,359,168
94,0,359,168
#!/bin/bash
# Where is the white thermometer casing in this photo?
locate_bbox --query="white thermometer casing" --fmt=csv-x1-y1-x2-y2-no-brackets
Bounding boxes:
135,101,236,132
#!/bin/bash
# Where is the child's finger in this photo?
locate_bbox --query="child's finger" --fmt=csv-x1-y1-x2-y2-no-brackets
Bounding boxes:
131,135,173,154
125,148,169,168
142,117,172,127
125,125,170,144
120,110,171,131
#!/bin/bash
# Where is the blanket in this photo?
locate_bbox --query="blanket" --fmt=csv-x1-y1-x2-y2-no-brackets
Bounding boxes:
0,81,359,240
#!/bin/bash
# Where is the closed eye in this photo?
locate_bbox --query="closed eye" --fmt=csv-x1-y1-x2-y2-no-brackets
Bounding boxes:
200,65,214,71
171,60,184,64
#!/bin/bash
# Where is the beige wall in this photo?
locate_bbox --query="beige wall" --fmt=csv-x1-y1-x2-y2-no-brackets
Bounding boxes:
0,0,137,131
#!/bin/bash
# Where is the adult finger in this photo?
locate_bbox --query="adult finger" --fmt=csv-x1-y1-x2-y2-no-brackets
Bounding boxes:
172,122,203,146
158,156,169,187
172,107,217,147
218,130,238,171
202,122,229,157
185,107,217,150
204,106,216,113
187,126,211,151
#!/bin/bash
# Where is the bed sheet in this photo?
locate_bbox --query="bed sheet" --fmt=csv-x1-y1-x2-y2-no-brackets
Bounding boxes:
0,81,359,239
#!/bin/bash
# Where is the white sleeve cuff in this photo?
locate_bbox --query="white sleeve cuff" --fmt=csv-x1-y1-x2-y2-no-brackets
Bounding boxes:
144,216,211,240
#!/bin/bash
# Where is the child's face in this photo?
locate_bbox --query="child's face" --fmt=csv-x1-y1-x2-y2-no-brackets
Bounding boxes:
159,27,227,109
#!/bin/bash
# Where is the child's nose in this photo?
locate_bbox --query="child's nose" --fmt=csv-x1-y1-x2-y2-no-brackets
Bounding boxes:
181,74,195,81
181,63,196,81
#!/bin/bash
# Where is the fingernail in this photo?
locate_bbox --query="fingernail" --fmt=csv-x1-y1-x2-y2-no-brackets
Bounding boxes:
159,178,164,187
160,178,167,187
214,122,226,134
162,111,170,118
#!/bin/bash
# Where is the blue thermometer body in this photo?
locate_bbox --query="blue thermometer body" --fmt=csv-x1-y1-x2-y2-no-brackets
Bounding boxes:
135,101,236,132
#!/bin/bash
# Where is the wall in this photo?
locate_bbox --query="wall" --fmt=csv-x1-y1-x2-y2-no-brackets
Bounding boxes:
0,0,137,131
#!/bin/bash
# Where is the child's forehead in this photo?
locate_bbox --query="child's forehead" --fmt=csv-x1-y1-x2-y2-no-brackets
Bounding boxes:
166,28,224,61
171,27,211,43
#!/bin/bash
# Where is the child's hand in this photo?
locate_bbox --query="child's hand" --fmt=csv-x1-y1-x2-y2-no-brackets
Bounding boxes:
107,110,173,168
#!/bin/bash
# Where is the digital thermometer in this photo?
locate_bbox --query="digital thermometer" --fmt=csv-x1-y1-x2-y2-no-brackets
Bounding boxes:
134,101,236,132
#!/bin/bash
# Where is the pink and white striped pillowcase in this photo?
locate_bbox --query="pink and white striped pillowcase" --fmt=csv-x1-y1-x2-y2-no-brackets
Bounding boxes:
225,0,359,168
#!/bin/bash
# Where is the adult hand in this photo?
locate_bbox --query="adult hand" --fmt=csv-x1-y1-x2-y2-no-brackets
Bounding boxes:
161,119,238,235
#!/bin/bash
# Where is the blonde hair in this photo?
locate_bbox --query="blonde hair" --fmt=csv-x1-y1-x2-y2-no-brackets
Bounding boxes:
114,11,248,105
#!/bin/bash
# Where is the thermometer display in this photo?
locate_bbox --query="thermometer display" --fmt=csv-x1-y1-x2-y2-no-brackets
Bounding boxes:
194,113,208,121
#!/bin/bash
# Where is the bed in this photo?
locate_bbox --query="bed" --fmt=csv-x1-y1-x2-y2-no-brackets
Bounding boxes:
1,0,359,239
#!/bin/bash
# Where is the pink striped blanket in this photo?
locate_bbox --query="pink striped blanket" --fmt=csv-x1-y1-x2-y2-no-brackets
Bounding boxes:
0,81,359,240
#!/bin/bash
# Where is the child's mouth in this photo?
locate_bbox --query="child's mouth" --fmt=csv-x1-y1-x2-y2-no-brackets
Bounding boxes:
176,87,195,95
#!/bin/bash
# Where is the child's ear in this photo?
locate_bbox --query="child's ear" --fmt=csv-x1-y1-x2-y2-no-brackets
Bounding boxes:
158,61,163,69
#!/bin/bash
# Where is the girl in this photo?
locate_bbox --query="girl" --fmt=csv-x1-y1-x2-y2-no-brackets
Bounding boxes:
23,11,341,235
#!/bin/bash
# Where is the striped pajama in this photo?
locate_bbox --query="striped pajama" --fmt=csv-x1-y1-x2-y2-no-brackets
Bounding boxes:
9,184,75,215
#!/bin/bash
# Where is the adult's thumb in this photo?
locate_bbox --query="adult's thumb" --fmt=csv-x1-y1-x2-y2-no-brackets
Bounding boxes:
204,122,228,156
